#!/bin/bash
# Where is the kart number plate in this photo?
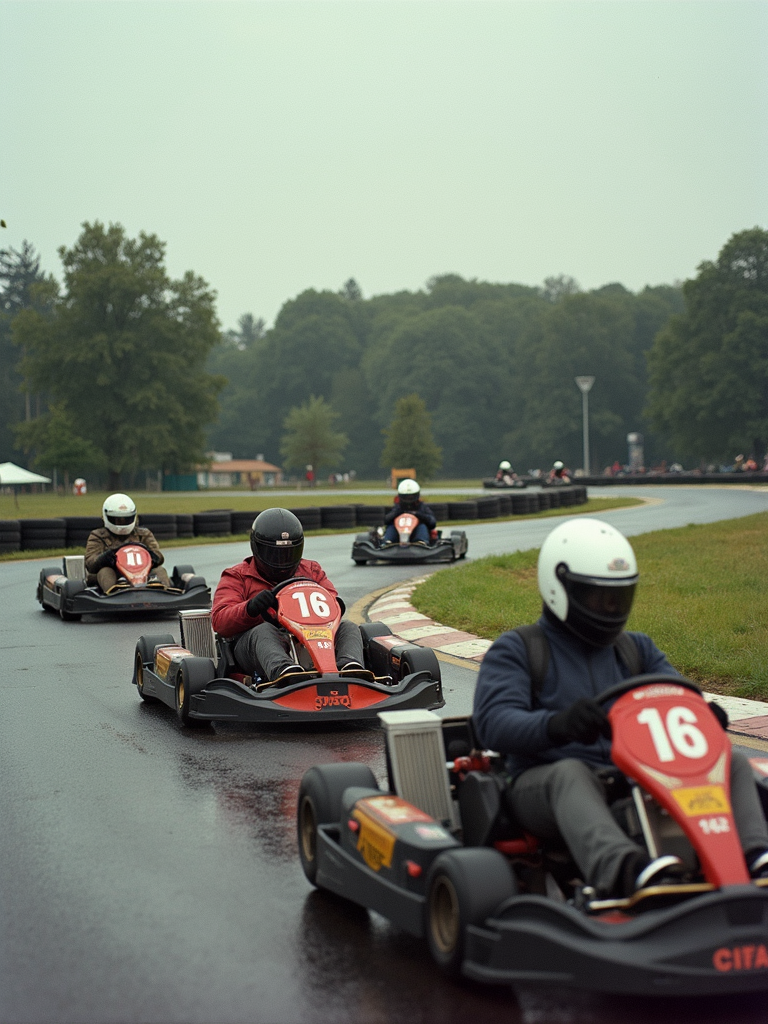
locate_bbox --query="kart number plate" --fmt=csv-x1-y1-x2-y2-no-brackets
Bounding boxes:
672,785,731,817
354,810,395,871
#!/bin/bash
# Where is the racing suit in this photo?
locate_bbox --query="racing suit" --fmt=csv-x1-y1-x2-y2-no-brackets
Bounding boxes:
473,611,768,896
84,526,171,591
211,556,364,681
383,499,437,545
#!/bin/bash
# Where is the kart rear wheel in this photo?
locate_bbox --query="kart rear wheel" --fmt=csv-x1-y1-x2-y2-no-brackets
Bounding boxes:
297,763,379,885
175,657,216,726
172,564,195,587
426,848,517,975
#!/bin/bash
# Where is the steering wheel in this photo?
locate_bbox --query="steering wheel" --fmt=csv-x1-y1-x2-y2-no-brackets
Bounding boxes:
270,576,316,596
595,673,702,707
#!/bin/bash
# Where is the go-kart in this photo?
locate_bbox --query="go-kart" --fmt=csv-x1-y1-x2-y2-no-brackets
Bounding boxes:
297,676,768,995
482,477,527,489
132,577,444,726
37,545,210,621
352,512,468,565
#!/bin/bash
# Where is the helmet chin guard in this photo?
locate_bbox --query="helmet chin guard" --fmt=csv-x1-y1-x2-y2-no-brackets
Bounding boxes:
538,518,638,646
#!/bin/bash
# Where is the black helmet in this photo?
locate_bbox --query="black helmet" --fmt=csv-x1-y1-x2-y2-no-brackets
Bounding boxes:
249,508,304,583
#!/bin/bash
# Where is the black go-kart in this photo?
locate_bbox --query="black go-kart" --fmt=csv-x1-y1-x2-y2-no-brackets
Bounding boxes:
297,679,768,995
132,577,444,726
352,512,468,566
37,545,210,621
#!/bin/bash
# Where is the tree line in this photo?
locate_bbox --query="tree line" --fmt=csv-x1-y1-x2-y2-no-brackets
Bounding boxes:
2,222,766,484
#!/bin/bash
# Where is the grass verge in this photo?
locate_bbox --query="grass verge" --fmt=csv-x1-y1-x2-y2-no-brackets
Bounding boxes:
411,512,768,700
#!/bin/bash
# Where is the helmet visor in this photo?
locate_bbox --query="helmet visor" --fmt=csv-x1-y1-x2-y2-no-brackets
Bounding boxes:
107,514,136,527
258,542,303,572
568,579,637,619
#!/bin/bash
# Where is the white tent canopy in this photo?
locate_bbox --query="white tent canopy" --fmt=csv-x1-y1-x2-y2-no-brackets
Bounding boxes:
0,462,51,485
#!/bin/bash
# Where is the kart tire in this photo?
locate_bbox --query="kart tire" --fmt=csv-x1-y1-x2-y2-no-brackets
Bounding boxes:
175,657,216,726
133,634,176,699
183,575,207,592
400,646,440,683
426,848,517,975
353,559,367,566
297,763,379,885
59,579,85,620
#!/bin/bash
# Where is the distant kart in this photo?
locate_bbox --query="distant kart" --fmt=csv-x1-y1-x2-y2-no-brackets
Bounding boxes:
132,576,444,726
297,677,768,995
352,512,468,565
37,544,210,621
482,477,527,489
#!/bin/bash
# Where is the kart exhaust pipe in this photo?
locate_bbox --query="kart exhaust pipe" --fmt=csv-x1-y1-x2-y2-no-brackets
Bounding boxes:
378,710,457,828
179,609,216,660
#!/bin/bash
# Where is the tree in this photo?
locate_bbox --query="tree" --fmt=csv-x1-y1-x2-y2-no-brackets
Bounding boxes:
339,278,362,301
223,312,265,350
280,395,348,474
0,241,50,460
16,403,105,490
380,394,442,480
647,228,768,463
13,222,224,488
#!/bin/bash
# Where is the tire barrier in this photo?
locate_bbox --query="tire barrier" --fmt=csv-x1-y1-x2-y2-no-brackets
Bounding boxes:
354,504,389,527
20,517,67,551
320,505,356,529
7,487,590,552
64,515,103,548
138,513,178,540
175,513,195,539
0,518,22,553
192,511,232,537
448,500,479,520
289,506,322,531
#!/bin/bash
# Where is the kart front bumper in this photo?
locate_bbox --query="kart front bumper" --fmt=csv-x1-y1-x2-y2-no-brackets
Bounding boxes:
43,582,211,616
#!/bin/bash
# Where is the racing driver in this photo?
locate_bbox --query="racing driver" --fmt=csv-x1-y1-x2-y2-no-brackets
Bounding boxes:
383,479,437,545
473,517,768,898
212,507,365,682
85,493,171,592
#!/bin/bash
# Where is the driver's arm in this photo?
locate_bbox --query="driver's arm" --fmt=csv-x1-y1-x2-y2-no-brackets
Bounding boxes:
137,528,164,566
212,567,260,636
84,530,111,573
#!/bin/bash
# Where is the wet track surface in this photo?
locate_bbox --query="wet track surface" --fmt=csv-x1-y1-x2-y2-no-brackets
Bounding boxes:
2,487,768,1023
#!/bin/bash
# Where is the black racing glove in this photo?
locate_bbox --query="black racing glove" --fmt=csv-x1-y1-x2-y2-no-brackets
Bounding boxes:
93,548,117,571
246,590,278,619
708,700,729,731
547,698,612,746
135,542,160,567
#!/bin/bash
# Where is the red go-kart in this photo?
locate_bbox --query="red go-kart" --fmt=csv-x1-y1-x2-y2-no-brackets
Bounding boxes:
352,512,468,565
37,544,210,620
297,676,768,994
133,577,444,726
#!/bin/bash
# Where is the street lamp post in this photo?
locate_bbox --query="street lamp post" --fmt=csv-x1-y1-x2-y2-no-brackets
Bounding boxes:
575,376,595,475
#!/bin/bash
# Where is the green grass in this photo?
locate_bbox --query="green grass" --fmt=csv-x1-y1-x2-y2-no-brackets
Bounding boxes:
411,512,768,700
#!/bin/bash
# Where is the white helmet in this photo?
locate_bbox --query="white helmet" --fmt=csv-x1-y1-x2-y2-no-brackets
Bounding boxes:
553,460,564,471
397,478,421,510
538,518,638,646
103,493,137,535
499,460,512,471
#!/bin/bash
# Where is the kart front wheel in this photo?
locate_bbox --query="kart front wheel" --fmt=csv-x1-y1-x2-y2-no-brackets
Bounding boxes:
297,763,379,886
426,848,517,975
401,646,440,683
59,579,85,621
175,657,216,726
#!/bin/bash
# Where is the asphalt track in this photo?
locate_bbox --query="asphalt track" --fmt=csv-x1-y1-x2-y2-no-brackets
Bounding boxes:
1,486,767,1024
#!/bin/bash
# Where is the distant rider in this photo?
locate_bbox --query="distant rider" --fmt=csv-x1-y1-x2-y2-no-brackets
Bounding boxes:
211,507,365,682
85,493,171,592
473,517,768,898
548,460,571,484
495,460,519,485
383,479,437,545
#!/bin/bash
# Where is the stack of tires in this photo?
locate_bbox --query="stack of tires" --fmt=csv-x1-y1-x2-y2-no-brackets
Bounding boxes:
139,513,178,541
448,500,478,521
231,511,259,534
64,516,102,548
289,507,322,531
0,519,21,554
354,505,388,527
320,505,356,529
192,510,232,537
428,502,449,522
20,518,67,551
496,494,513,516
476,496,501,519
175,513,195,539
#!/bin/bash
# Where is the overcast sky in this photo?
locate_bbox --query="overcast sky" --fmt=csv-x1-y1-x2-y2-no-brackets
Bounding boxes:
2,1,766,330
